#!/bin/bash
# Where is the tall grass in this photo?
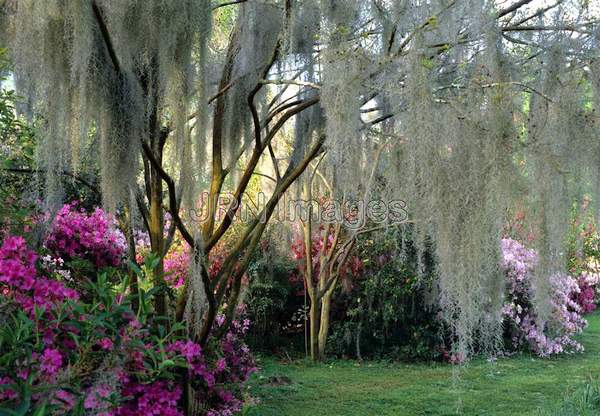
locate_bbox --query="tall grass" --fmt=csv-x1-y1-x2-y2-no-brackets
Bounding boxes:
543,382,600,416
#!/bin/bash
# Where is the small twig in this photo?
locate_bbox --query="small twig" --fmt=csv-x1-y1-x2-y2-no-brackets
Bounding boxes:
260,79,321,89
252,171,278,183
511,0,564,27
502,24,595,34
212,0,248,10
480,81,554,103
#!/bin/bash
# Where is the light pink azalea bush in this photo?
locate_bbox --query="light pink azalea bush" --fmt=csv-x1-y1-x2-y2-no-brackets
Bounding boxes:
501,238,587,356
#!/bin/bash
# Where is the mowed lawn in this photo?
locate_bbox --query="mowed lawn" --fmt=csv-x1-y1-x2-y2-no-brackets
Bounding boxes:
244,313,600,415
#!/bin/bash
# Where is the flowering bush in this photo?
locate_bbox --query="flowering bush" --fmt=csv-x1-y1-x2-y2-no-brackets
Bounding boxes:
135,227,246,291
44,203,127,269
0,235,256,415
501,238,587,356
0,235,78,315
575,272,600,314
202,314,257,416
163,244,191,288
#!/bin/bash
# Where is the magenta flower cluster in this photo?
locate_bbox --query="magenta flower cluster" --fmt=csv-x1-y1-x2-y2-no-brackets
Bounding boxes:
501,238,587,356
0,228,256,415
135,230,191,288
163,246,191,288
0,235,78,315
78,316,256,416
205,314,257,416
575,271,599,314
44,203,127,268
115,380,183,416
0,236,80,403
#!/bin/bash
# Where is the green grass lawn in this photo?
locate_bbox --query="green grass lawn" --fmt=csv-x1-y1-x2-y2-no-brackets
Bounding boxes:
243,312,600,415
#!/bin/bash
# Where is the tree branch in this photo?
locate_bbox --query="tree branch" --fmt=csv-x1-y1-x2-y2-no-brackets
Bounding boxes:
260,79,321,89
502,24,595,34
496,0,535,19
206,96,320,252
3,167,100,194
91,1,121,74
212,0,248,11
141,141,195,247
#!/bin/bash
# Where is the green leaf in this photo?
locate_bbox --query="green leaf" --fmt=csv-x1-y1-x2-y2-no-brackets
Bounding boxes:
31,403,46,416
159,359,176,370
144,254,160,270
128,260,143,277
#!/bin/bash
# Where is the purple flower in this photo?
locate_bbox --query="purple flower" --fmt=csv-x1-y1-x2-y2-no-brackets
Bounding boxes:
40,348,62,376
98,338,114,351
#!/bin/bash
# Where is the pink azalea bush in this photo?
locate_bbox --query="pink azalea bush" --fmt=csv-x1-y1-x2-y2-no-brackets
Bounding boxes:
574,272,600,314
135,228,244,290
136,240,191,289
135,226,191,288
0,233,256,415
162,243,191,288
501,238,587,356
0,235,78,315
44,203,127,268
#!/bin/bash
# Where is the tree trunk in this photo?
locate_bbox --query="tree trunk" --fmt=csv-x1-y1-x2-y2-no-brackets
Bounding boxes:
309,293,320,361
149,174,167,316
123,203,139,312
317,290,333,359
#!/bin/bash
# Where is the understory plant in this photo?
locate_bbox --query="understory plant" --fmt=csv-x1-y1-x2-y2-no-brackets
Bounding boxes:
314,228,446,361
0,227,256,414
501,238,587,356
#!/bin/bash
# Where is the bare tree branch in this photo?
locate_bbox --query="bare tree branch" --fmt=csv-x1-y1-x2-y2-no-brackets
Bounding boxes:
91,1,121,74
212,0,248,11
141,141,195,247
496,0,535,19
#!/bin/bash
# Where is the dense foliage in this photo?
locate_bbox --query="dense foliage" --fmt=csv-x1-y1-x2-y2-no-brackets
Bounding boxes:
0,209,256,415
501,238,587,356
325,229,444,361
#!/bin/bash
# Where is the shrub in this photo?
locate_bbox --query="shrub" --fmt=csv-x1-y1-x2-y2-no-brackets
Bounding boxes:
134,222,246,291
162,244,191,289
325,228,445,361
44,203,127,269
0,234,256,415
501,238,587,356
244,238,301,352
575,272,600,314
